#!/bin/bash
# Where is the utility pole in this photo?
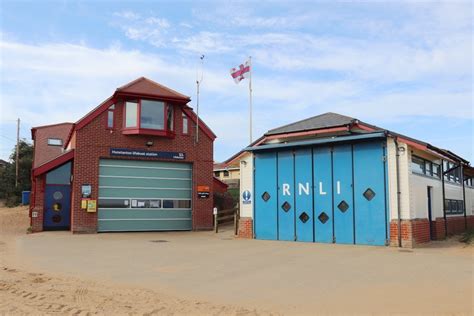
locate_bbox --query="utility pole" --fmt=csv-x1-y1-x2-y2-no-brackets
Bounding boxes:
15,118,20,188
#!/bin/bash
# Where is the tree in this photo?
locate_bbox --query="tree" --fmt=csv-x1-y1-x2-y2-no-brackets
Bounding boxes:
0,139,33,206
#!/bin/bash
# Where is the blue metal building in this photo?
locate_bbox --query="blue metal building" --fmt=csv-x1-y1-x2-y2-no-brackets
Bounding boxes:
237,113,474,247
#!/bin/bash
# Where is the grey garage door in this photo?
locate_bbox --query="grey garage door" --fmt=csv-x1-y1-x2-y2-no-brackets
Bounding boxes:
98,159,192,232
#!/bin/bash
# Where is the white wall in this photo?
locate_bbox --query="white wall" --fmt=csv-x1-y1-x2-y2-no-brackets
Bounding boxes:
407,147,474,220
239,152,253,218
387,138,411,220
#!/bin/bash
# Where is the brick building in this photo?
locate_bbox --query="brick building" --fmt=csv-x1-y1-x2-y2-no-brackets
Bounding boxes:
238,113,474,247
30,77,216,233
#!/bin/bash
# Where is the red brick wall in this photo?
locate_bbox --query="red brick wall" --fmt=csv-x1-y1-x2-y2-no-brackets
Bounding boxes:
238,217,253,238
390,219,430,248
30,175,45,232
71,100,214,233
433,218,446,240
390,216,474,246
445,216,466,235
32,123,73,168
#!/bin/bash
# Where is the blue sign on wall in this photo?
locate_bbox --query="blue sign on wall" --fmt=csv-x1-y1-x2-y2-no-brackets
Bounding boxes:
242,190,252,204
110,148,186,160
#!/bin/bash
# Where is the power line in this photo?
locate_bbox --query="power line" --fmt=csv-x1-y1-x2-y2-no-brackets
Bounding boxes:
0,134,16,142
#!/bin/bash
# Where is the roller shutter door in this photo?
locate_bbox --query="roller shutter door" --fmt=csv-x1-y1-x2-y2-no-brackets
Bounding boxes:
98,159,192,232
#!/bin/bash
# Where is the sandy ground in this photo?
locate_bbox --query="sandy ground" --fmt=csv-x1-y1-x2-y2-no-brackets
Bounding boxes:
1,206,473,315
0,207,272,315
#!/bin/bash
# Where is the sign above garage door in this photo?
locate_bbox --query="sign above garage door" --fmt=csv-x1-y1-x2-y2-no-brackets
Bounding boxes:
110,148,186,160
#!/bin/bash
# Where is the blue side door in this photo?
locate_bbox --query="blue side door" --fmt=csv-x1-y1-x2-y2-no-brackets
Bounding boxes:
353,141,387,246
254,152,278,240
44,185,71,230
294,148,313,242
313,147,333,243
333,144,355,244
277,151,295,241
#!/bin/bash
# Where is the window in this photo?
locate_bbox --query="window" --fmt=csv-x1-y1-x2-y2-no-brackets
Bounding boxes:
223,170,229,177
98,198,189,209
167,105,174,131
411,156,425,174
411,155,440,179
445,199,464,215
425,161,432,176
465,178,473,187
141,100,164,129
162,199,191,209
130,199,161,208
123,99,175,136
98,199,130,208
214,171,220,177
47,138,63,146
125,101,138,128
182,113,189,134
444,161,462,184
107,104,115,129
432,163,440,178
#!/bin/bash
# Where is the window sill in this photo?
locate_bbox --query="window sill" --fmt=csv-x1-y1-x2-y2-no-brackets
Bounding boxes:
122,128,175,138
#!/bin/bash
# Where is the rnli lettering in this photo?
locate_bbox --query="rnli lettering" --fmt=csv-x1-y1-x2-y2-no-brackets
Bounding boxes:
281,181,344,196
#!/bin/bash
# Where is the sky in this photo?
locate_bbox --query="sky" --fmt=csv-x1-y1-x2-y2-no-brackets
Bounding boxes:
0,0,472,163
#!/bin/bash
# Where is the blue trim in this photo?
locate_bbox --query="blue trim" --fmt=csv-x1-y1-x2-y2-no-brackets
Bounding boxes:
245,132,386,152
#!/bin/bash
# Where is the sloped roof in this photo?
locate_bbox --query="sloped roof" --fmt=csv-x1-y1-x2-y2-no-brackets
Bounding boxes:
266,112,356,136
31,123,74,168
32,149,74,177
116,77,190,102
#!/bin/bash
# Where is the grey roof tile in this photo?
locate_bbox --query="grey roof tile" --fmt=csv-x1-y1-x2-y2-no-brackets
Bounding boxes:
265,112,356,135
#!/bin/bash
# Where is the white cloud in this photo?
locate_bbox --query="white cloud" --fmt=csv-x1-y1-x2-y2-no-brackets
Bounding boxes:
112,11,170,47
1,24,472,161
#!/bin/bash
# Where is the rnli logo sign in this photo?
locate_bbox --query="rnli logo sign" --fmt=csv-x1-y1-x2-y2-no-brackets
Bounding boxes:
281,181,343,196
242,190,252,204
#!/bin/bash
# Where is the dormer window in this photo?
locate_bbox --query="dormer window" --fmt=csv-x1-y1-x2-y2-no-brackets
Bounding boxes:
123,99,174,137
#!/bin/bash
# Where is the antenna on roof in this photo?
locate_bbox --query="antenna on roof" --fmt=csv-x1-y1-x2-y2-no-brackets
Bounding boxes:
195,54,205,144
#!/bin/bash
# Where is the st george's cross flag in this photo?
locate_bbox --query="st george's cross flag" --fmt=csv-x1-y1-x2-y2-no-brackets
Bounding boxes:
230,60,251,84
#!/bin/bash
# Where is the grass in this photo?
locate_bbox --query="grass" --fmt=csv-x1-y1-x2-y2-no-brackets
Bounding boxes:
459,229,474,245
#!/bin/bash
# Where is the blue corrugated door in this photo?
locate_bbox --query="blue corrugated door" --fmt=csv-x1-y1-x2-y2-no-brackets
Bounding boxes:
254,152,278,240
313,147,333,243
278,151,295,241
333,144,354,244
294,148,313,242
353,141,387,246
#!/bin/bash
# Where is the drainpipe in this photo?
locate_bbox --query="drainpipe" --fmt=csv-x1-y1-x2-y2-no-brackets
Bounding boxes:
441,160,447,238
394,137,402,247
461,164,467,229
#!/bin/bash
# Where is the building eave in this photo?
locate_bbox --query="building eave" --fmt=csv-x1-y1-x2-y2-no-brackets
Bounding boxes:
32,150,74,177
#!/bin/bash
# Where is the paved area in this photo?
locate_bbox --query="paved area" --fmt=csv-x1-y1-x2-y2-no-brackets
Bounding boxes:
12,225,474,314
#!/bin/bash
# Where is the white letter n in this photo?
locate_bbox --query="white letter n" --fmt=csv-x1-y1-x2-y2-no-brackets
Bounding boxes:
299,182,310,195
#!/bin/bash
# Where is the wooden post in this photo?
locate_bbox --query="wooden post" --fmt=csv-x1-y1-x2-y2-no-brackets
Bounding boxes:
234,203,239,236
213,207,218,233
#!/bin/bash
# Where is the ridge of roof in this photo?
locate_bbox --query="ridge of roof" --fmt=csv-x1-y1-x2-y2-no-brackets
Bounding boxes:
116,77,190,101
266,112,356,136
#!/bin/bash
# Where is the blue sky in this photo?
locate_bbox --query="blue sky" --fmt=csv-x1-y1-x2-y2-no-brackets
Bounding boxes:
0,0,472,163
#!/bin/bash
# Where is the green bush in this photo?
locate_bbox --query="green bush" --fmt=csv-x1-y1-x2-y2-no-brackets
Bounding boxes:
459,229,474,244
0,139,33,207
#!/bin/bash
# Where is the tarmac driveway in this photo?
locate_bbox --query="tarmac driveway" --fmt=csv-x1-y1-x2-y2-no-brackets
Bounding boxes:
14,226,474,314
